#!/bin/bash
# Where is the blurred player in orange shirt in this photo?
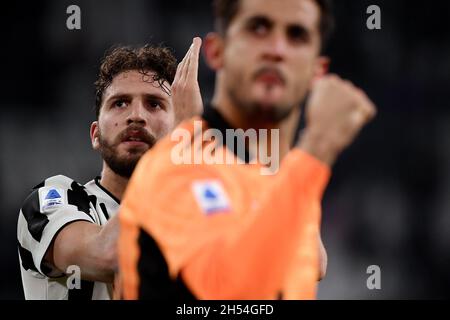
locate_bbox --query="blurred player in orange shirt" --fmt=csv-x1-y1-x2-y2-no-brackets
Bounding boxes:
117,0,376,300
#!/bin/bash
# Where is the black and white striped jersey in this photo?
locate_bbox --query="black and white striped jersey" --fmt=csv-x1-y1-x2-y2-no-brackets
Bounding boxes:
17,175,119,300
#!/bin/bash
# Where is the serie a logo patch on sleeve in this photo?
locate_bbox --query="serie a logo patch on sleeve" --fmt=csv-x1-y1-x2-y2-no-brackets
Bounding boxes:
38,187,65,213
192,180,231,215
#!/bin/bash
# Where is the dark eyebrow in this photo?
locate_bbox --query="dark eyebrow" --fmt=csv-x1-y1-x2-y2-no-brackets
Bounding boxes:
105,94,131,104
245,15,273,29
106,92,169,104
144,93,169,102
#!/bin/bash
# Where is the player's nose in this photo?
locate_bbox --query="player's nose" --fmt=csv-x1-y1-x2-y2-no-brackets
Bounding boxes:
126,100,147,125
261,31,288,62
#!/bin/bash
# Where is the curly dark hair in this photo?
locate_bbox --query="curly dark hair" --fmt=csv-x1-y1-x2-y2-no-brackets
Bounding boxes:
213,0,334,53
94,44,177,118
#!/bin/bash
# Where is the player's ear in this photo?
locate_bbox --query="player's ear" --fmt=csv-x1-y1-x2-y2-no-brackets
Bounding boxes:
203,32,225,71
90,121,100,150
310,56,330,88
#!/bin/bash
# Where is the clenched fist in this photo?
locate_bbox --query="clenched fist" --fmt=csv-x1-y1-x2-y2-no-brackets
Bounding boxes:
299,75,377,166
172,37,204,125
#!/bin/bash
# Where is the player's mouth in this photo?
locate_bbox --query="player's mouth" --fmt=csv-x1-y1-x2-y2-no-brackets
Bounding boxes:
120,126,156,149
253,68,286,87
122,138,148,148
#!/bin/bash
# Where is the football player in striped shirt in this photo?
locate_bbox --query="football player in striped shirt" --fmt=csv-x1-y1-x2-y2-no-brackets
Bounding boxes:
17,40,203,300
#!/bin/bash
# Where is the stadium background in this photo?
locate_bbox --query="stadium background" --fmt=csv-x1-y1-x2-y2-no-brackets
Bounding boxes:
1,0,449,299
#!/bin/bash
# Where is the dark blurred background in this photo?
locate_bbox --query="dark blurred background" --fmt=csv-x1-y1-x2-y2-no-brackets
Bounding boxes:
0,0,449,299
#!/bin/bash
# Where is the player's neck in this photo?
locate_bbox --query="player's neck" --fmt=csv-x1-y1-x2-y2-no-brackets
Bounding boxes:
212,90,300,160
99,163,129,201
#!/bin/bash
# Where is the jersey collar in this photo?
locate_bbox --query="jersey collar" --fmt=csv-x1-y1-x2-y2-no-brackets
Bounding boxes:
201,105,253,164
94,176,121,205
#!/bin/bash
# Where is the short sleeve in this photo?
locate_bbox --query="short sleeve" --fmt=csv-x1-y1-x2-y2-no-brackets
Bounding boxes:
17,175,96,277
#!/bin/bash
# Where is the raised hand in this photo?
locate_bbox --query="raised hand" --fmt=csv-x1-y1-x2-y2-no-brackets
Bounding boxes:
172,37,204,124
299,74,377,166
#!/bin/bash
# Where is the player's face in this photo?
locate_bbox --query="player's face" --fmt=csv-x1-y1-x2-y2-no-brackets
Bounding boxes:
91,70,174,178
222,0,325,121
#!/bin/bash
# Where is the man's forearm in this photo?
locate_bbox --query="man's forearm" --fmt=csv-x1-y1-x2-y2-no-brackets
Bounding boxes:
49,214,120,283
298,129,340,167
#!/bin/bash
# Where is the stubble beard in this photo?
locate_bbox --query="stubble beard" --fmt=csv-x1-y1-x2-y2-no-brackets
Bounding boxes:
226,72,297,124
98,133,147,178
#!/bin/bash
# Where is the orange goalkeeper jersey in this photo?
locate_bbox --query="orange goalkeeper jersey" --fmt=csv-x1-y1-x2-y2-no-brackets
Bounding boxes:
117,107,331,300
